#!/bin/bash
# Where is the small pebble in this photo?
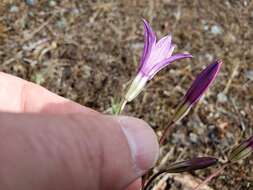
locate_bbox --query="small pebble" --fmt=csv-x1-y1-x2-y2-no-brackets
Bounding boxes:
189,133,198,144
49,0,57,7
172,132,185,144
56,19,67,29
203,25,209,31
25,0,37,6
245,70,253,81
201,20,209,31
217,92,228,103
224,32,236,43
82,65,92,79
243,0,248,6
211,25,222,35
9,5,19,13
33,73,45,85
208,125,220,144
71,8,80,15
131,42,144,50
205,53,214,62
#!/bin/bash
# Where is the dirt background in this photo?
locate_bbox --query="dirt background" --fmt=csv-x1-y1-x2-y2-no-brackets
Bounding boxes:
0,0,253,189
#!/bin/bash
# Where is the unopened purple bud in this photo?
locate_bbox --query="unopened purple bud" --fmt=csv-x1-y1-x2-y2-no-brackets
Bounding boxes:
172,60,222,123
167,157,218,173
184,60,222,105
143,157,218,190
229,135,253,162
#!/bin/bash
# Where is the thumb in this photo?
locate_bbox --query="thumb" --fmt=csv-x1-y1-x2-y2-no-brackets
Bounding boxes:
99,115,160,189
0,113,159,190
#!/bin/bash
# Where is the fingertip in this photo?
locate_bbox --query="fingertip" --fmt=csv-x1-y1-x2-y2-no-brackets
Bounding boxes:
115,116,159,173
0,72,97,114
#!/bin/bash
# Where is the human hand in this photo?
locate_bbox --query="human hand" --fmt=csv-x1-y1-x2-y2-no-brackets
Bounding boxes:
0,72,159,190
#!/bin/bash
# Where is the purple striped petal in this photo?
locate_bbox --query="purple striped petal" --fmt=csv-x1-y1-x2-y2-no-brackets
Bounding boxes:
138,19,156,72
146,35,172,65
166,44,175,58
148,53,193,79
156,35,172,49
184,60,222,105
152,35,172,61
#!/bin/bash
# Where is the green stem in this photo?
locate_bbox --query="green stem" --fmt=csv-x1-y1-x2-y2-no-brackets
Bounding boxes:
143,170,167,190
115,99,127,115
159,121,176,146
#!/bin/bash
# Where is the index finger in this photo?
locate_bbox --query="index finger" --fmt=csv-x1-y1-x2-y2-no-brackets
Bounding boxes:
0,72,97,114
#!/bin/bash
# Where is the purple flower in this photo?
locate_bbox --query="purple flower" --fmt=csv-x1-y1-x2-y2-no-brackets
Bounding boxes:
124,19,192,102
172,60,222,122
229,135,253,162
138,19,192,79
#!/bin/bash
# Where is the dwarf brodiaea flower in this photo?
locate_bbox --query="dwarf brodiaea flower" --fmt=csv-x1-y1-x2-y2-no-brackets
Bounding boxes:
124,19,192,104
172,60,222,122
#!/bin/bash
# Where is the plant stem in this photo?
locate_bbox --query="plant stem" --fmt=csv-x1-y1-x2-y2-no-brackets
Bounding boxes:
142,121,175,189
159,121,176,146
115,99,127,115
143,170,167,190
142,173,149,190
193,163,228,190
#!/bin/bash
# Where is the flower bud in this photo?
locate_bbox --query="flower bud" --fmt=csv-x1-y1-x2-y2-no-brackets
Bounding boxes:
172,60,222,123
229,136,253,162
166,157,218,173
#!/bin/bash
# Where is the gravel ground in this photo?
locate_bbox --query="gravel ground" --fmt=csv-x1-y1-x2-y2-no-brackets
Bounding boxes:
0,0,253,189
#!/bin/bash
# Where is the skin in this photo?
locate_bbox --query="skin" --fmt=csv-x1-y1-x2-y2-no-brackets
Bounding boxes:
0,72,159,190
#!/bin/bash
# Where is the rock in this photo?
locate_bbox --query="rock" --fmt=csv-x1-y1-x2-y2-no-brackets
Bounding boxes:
203,25,209,31
189,133,198,144
172,132,185,144
217,92,228,103
205,53,214,62
49,0,57,7
25,0,37,6
9,5,19,13
210,25,222,35
56,19,67,29
245,70,253,81
208,125,220,144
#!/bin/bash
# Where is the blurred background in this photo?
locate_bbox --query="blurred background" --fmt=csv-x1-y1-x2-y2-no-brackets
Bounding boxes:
0,0,253,189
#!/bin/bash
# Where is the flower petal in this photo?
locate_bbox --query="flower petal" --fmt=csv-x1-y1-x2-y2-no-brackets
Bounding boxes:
167,44,175,58
124,73,149,102
156,35,172,49
148,53,193,79
147,35,172,64
138,19,156,71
